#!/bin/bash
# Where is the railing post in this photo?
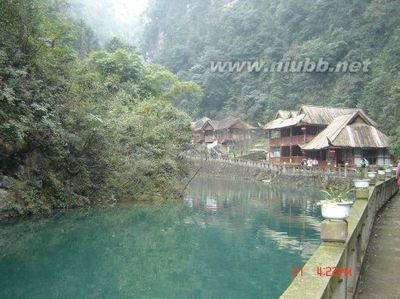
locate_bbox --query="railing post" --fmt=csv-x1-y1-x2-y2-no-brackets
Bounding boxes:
320,220,348,243
356,187,370,200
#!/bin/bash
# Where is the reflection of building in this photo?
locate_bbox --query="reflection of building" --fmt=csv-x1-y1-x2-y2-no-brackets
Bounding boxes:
192,117,256,146
206,197,218,211
264,105,391,167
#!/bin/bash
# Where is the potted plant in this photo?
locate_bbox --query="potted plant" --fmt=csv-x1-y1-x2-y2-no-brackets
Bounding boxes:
353,168,370,188
367,169,377,185
385,167,393,177
318,187,354,220
367,170,377,179
377,167,386,180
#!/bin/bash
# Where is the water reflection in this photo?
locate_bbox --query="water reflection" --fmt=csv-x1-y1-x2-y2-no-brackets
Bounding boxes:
0,177,323,299
185,176,322,235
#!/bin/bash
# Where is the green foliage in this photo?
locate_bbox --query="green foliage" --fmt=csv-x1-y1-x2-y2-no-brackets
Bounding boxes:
0,0,202,216
354,168,368,180
142,0,400,158
319,187,353,204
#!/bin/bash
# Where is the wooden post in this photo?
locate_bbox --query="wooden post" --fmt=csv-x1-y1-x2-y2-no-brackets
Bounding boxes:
289,127,292,164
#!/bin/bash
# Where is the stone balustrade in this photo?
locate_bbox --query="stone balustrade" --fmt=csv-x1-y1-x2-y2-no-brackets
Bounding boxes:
280,176,398,299
189,156,356,179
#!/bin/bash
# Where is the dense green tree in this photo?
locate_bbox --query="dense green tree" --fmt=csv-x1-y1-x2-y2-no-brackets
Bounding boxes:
142,0,400,158
0,0,202,216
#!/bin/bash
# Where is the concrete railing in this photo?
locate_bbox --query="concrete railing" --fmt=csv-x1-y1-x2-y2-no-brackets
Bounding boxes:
190,156,356,178
280,176,398,299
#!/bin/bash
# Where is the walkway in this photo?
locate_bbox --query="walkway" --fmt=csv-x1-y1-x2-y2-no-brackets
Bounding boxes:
356,194,400,299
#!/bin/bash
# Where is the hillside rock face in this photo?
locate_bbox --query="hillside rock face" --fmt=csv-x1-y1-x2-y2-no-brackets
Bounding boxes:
0,175,15,189
0,176,14,212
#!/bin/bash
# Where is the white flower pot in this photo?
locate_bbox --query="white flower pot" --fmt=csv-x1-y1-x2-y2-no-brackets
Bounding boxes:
367,172,377,179
378,170,385,176
353,179,370,189
321,202,352,220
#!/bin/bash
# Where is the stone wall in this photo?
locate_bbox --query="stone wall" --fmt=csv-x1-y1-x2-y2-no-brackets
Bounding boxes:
190,158,351,188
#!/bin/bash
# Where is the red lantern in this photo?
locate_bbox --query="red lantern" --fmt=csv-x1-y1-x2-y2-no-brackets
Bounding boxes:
301,127,307,132
329,149,336,154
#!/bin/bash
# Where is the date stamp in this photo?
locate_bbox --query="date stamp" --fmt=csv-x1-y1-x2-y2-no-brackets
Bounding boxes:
291,266,305,278
291,266,352,278
316,266,352,277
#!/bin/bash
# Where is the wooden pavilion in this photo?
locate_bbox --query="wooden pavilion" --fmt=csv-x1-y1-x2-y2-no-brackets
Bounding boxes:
264,105,391,167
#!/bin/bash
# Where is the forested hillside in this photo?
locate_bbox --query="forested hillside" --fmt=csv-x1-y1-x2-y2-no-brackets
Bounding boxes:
142,0,400,157
0,0,201,215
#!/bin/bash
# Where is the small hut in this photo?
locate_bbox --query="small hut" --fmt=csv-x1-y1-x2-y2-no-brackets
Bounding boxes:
192,117,255,146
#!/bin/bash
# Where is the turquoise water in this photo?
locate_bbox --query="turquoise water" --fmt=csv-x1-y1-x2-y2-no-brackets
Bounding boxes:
0,177,323,299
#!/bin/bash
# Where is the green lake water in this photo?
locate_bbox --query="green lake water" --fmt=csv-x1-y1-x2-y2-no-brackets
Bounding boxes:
0,177,323,299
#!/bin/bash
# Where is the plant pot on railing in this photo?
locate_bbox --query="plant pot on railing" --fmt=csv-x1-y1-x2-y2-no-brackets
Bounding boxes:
385,168,393,178
354,168,370,191
377,169,386,181
318,187,353,220
367,171,377,185
320,202,353,220
354,178,370,199
354,178,370,188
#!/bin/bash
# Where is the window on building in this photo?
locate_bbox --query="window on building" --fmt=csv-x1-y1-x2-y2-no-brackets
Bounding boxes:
281,128,291,137
291,126,303,136
270,130,281,139
362,149,378,165
281,146,290,157
271,147,281,158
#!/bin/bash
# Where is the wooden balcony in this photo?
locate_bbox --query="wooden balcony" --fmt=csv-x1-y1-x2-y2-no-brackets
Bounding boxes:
269,135,315,147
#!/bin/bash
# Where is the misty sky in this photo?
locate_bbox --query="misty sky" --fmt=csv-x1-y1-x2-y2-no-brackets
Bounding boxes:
113,0,150,23
71,0,151,44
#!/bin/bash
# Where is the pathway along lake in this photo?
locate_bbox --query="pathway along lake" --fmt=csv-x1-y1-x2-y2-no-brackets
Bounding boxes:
0,177,323,299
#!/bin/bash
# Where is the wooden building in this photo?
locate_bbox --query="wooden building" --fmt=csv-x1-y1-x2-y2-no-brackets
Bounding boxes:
264,105,391,167
192,117,255,146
